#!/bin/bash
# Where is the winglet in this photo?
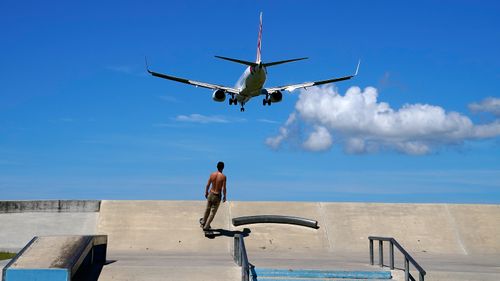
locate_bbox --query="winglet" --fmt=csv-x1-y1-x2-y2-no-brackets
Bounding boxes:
145,56,152,74
354,60,361,76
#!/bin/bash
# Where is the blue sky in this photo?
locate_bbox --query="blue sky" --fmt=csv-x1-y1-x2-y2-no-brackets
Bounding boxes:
1,1,499,203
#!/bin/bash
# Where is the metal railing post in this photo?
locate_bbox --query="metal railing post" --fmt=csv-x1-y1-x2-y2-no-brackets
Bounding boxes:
404,258,409,281
242,265,249,281
389,240,394,270
368,237,425,281
369,239,374,265
379,240,383,267
234,235,241,266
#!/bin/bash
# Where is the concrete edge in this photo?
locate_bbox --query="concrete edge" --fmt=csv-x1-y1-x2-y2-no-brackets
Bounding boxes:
0,201,101,213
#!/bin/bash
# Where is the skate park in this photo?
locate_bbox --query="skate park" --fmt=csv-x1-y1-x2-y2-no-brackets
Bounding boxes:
1,200,500,281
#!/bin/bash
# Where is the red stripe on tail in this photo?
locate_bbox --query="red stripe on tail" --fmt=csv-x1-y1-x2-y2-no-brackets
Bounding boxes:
256,12,263,63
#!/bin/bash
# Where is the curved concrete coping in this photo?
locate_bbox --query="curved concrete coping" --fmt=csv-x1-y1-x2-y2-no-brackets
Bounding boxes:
232,215,319,229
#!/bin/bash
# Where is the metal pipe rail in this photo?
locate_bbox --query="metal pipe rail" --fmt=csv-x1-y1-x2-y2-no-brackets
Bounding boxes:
232,215,319,229
233,234,250,281
369,236,426,281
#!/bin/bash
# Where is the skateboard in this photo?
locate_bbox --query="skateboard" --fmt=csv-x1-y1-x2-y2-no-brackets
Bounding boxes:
199,218,215,237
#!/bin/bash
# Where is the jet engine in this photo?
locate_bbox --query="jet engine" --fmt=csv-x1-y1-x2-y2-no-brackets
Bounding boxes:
212,89,226,102
269,91,283,103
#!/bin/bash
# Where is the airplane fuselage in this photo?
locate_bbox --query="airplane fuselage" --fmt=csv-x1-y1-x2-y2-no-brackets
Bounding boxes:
147,12,358,112
236,65,267,104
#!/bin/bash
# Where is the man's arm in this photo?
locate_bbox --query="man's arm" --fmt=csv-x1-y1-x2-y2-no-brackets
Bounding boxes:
222,176,227,203
205,174,212,199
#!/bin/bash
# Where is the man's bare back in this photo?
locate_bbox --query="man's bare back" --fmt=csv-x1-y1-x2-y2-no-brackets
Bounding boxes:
206,171,227,202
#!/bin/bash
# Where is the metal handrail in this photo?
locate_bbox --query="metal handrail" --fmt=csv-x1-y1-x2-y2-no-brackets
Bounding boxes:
234,234,250,281
369,236,426,281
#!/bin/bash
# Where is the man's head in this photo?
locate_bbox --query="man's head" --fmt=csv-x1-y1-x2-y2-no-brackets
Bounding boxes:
217,161,224,172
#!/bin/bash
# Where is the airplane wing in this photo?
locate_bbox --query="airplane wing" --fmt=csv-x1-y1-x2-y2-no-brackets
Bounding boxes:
267,60,360,93
146,60,239,94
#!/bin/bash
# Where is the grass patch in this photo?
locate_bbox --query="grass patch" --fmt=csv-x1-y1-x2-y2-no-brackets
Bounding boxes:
0,252,16,260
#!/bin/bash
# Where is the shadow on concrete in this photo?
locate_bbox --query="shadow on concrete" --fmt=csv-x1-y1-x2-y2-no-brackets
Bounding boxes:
205,228,251,239
72,260,116,281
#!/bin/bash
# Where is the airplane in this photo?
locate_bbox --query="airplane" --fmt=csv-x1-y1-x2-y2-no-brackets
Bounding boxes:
146,13,359,112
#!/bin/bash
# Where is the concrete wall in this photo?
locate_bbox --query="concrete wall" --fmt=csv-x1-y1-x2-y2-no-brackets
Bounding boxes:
230,202,500,256
95,201,500,258
0,201,100,252
0,200,100,213
1,200,499,257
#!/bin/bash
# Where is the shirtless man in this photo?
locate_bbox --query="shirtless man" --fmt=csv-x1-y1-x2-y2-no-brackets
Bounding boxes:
200,161,227,230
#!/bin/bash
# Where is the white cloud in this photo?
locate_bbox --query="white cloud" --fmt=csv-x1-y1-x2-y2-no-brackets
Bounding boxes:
175,114,245,124
469,97,500,116
303,126,332,151
266,113,297,149
266,85,500,155
257,118,279,124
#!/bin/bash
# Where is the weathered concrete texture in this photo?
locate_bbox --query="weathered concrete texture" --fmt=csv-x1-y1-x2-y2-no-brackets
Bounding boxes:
446,204,500,255
230,201,328,253
98,253,240,281
96,200,239,281
0,200,100,213
0,212,98,252
319,203,500,255
97,200,231,253
228,202,500,256
9,236,89,269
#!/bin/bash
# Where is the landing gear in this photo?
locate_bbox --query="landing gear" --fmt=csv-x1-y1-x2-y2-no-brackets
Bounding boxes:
229,94,239,106
240,107,245,112
262,98,271,106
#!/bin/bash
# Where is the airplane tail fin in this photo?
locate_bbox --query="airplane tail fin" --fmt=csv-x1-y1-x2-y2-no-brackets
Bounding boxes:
256,12,263,63
215,13,307,68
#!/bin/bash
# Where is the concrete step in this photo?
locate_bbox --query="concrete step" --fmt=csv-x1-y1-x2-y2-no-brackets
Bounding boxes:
253,268,392,279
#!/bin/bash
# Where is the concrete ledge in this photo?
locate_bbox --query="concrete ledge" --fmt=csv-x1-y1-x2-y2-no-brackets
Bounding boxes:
2,235,107,281
0,201,100,213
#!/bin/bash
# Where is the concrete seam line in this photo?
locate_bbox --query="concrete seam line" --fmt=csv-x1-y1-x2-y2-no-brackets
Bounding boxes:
318,202,333,251
227,202,232,254
445,204,468,255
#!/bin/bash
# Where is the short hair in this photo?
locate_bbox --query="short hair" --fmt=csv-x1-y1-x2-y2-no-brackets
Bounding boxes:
217,161,224,171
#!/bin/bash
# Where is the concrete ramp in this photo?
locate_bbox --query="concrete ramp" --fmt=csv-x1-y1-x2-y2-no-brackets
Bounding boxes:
96,200,238,281
97,200,232,253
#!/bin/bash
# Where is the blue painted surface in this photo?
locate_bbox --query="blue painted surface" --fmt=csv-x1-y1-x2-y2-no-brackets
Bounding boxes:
254,268,392,279
256,279,391,281
5,268,69,281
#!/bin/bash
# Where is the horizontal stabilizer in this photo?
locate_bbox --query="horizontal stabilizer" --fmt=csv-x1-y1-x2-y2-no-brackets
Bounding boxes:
215,56,257,66
263,57,308,67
